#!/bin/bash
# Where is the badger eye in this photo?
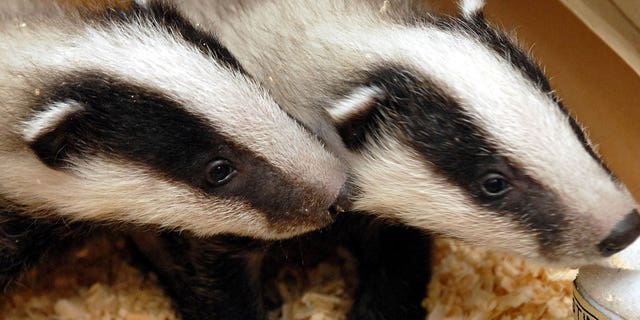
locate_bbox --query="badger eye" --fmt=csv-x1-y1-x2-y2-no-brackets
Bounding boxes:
481,173,510,197
205,159,236,186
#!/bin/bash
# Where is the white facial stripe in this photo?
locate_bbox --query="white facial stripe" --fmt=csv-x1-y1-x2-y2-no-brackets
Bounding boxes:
327,86,383,124
0,151,317,239
351,135,619,266
14,19,344,195
349,135,541,259
20,100,84,142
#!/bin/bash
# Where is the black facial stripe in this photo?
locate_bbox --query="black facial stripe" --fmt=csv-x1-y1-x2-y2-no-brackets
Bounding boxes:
30,71,333,227
341,65,569,250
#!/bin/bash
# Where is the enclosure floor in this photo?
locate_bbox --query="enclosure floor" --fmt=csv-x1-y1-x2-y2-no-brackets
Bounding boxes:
0,235,574,320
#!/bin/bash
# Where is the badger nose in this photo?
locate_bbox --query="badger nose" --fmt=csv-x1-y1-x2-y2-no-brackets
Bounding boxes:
328,184,353,219
598,209,640,257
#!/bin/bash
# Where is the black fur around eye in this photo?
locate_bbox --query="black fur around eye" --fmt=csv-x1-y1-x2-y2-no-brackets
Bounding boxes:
206,159,236,186
481,173,510,197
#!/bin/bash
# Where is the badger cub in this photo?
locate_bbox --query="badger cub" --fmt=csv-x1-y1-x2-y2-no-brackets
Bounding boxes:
0,1,347,318
179,0,640,318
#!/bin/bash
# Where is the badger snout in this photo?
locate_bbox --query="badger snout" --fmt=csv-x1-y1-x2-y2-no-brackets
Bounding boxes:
598,209,640,257
331,183,353,215
263,171,350,239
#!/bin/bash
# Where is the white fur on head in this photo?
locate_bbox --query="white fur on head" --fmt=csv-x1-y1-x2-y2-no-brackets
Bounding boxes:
20,100,84,143
459,0,485,18
0,152,302,239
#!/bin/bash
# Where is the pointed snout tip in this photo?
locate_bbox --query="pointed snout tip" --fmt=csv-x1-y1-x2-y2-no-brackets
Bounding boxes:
598,209,640,257
329,183,353,218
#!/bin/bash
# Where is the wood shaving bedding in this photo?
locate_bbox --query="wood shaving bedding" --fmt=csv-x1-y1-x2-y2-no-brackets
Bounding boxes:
424,239,575,320
0,236,574,319
0,237,177,320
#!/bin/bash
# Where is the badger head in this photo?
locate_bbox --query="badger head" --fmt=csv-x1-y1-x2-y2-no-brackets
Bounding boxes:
2,1,346,239
327,0,639,266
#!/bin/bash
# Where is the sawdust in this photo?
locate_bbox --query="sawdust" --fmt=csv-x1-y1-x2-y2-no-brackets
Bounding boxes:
0,237,177,320
424,239,574,320
0,236,574,319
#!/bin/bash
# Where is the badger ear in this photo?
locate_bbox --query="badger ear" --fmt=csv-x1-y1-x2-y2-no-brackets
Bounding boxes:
459,0,485,19
133,0,149,6
327,86,384,126
327,86,385,149
21,100,85,167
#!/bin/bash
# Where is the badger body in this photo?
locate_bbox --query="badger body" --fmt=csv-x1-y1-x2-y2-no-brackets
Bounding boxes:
177,0,640,318
0,1,349,318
